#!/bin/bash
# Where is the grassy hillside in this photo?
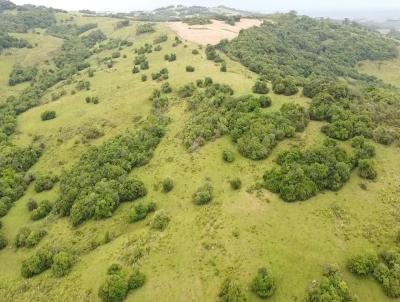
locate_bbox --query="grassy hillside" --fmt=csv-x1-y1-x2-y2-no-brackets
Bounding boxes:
0,8,400,302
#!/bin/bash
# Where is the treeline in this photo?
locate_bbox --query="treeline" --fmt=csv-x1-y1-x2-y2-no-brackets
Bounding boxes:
0,143,42,218
183,17,211,25
0,5,56,33
8,65,38,86
181,78,308,160
304,77,399,144
46,23,98,39
136,23,155,35
0,32,31,52
219,14,398,82
55,115,168,226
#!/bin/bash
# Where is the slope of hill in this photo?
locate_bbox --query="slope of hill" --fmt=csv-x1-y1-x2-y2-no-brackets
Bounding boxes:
0,2,400,302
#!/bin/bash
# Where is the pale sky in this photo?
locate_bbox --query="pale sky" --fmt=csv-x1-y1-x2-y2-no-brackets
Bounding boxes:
11,0,400,16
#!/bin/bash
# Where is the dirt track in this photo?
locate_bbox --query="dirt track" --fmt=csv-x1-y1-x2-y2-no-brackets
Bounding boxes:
167,18,262,45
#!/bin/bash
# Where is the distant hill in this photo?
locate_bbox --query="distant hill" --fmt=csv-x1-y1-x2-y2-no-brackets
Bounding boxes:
111,5,263,21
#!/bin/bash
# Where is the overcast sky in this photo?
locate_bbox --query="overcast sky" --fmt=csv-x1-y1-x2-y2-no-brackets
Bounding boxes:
12,0,400,15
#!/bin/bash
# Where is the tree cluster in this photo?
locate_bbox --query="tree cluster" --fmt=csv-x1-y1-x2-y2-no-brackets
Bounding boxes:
348,250,400,298
263,140,353,201
54,115,167,226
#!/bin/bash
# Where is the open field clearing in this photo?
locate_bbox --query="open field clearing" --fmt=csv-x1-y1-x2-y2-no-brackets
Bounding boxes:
167,18,262,45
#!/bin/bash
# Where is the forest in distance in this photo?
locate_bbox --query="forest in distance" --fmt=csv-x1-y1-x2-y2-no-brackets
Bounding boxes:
0,0,400,301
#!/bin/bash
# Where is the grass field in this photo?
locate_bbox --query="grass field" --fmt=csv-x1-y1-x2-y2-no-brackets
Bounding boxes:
358,53,400,86
0,14,400,302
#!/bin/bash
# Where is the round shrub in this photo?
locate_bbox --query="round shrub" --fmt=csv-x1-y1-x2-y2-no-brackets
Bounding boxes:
347,252,378,277
259,95,272,108
141,74,147,82
218,278,246,302
150,210,170,231
128,269,146,290
220,62,227,72
129,202,156,223
40,110,56,121
252,80,269,94
118,178,147,202
21,249,54,278
229,178,242,190
52,251,73,277
272,77,299,96
192,49,199,55
162,178,174,193
98,274,129,302
34,175,57,193
193,183,213,205
186,65,195,72
132,66,140,74
31,200,52,221
358,159,377,180
251,267,276,299
223,150,235,163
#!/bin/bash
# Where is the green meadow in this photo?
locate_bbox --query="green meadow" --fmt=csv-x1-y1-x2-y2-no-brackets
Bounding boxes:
0,12,399,302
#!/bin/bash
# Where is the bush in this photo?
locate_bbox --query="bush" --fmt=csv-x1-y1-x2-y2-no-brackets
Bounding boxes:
128,269,146,290
0,232,7,250
154,45,162,51
27,198,38,211
118,177,147,202
132,66,140,74
52,251,73,277
259,95,272,108
108,263,123,275
192,49,199,55
161,82,172,93
251,267,276,299
358,159,377,180
162,178,174,193
220,62,227,72
347,252,378,277
272,77,299,96
112,52,120,58
307,265,355,301
373,250,400,298
252,80,269,94
178,83,196,98
223,150,235,163
41,110,56,121
230,178,242,190
98,274,129,302
14,227,46,248
21,249,54,278
373,126,397,145
129,201,156,223
165,53,176,62
150,210,170,231
141,74,147,82
218,278,246,302
186,65,195,72
34,174,57,192
193,183,213,205
31,200,52,221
